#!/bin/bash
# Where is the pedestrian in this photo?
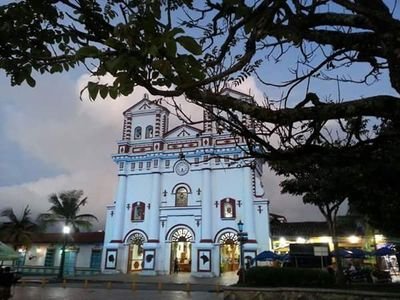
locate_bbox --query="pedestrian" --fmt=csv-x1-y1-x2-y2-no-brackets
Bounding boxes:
174,257,179,273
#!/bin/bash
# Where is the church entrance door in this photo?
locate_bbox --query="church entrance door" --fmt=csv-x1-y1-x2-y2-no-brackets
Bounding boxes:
127,232,145,272
170,228,193,273
219,232,239,273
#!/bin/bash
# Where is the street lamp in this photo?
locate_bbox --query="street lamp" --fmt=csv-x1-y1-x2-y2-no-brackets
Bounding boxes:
237,220,247,284
58,225,70,280
238,220,244,233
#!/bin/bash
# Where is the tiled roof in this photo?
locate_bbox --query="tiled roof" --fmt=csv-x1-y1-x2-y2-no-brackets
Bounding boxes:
2,232,105,244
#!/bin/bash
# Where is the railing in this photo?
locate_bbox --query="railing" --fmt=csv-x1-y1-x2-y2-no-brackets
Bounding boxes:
14,266,101,276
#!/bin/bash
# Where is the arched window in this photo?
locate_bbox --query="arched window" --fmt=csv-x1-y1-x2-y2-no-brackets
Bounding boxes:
134,127,142,140
145,125,153,138
221,198,236,219
131,202,145,221
175,187,188,207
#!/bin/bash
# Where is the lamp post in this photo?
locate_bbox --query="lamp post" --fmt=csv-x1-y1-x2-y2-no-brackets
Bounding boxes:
237,220,248,284
58,225,70,280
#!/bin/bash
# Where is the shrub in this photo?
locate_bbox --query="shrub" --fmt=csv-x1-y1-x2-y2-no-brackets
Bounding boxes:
245,266,335,287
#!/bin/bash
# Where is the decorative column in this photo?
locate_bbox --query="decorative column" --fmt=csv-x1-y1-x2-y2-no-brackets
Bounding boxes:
242,166,255,240
201,168,212,242
111,174,128,243
148,172,161,242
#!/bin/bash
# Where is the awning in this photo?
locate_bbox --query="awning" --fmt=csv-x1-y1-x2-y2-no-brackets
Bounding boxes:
0,242,19,261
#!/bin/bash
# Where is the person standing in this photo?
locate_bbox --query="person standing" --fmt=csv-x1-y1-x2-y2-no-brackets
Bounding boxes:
174,257,179,273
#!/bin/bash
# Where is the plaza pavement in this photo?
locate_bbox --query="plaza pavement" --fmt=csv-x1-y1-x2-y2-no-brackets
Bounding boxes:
20,271,239,291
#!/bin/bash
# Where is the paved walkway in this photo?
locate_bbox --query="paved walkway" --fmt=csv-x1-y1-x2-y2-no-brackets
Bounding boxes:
21,271,239,287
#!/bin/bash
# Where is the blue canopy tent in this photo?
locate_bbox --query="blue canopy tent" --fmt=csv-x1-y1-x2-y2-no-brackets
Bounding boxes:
254,251,280,261
330,249,354,258
349,248,369,259
372,246,395,256
279,253,290,262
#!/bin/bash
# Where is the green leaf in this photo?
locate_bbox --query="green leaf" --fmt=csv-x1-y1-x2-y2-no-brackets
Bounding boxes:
176,36,202,55
76,46,100,58
99,85,108,99
119,83,133,96
26,75,36,87
152,60,172,77
109,87,118,99
50,64,63,74
166,39,177,57
87,82,99,100
168,27,185,37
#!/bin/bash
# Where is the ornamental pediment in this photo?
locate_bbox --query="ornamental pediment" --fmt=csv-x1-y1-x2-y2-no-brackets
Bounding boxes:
123,94,169,115
164,125,202,139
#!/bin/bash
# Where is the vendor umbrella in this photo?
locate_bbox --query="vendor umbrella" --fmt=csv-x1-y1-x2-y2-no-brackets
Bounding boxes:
372,246,395,256
349,248,369,259
330,249,353,258
0,241,19,261
254,251,280,261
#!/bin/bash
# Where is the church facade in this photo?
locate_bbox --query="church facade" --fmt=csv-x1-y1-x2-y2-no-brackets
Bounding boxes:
102,90,271,277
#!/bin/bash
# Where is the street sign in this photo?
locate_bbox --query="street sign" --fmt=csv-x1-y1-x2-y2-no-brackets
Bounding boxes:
314,246,329,257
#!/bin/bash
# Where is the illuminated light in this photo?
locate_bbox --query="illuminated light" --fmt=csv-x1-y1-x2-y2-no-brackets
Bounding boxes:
320,236,331,243
296,237,306,244
36,248,42,254
63,225,71,234
374,234,385,243
278,237,287,247
348,235,360,244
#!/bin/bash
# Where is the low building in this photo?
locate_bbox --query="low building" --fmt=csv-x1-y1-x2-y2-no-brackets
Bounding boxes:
2,231,104,276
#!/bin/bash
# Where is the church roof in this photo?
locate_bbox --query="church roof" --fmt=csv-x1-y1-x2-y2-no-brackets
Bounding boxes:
164,124,202,138
123,94,170,115
2,231,105,244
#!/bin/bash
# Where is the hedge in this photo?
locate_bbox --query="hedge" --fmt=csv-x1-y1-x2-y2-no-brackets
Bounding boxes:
245,267,335,287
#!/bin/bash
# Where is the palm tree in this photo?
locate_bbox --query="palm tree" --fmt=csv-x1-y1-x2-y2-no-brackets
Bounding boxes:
38,190,98,232
0,205,39,251
39,190,98,279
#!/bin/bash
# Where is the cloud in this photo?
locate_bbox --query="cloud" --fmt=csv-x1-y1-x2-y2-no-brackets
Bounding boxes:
0,72,327,233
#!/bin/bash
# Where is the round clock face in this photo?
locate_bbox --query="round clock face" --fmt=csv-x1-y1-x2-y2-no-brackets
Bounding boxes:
175,161,190,176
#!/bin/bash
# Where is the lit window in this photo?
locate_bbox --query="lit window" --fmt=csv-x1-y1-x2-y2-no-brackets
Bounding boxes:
131,202,145,221
221,198,236,219
175,187,188,207
134,127,142,140
145,126,154,138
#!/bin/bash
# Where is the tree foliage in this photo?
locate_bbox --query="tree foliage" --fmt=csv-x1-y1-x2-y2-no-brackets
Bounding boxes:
0,205,39,250
1,0,400,232
39,190,98,232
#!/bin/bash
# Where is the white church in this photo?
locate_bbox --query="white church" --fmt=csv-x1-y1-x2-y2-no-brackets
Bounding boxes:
102,90,271,277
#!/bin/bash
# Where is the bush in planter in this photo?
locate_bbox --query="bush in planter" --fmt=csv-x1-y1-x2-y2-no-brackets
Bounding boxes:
245,266,335,287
